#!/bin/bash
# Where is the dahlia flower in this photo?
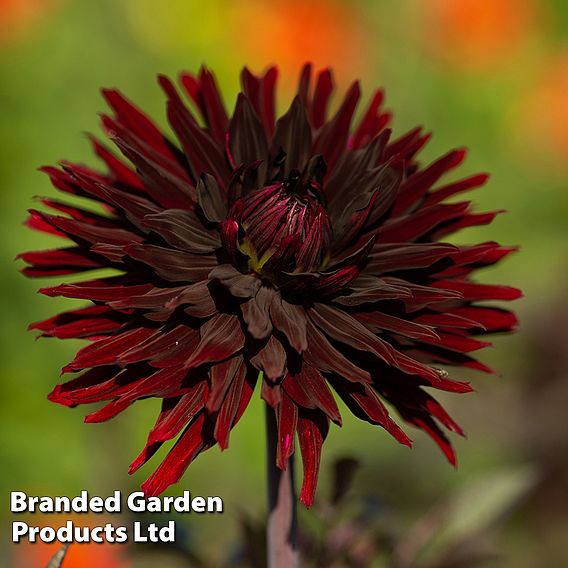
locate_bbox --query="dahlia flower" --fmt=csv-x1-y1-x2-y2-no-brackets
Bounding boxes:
21,64,519,507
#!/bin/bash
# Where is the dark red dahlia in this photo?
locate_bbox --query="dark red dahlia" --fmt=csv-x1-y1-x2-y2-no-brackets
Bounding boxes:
20,65,520,506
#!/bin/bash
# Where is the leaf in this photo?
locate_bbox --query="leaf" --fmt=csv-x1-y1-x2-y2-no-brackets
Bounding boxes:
431,466,538,548
392,466,538,568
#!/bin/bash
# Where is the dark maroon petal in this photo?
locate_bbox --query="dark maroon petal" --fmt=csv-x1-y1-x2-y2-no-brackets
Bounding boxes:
384,126,430,162
325,134,387,207
314,265,361,295
310,303,453,387
297,411,329,507
57,162,156,221
102,88,178,163
367,243,457,275
232,366,258,425
151,329,201,368
332,275,412,307
118,325,197,364
311,68,334,129
381,277,464,310
125,244,217,282
429,406,464,439
351,89,387,149
282,373,312,408
177,283,217,318
141,208,220,253
313,81,360,169
219,218,248,267
407,347,494,375
413,312,486,331
180,66,229,145
95,185,162,230
355,311,440,342
214,359,251,449
184,313,244,370
424,173,489,207
330,377,411,446
271,96,312,174
197,173,228,223
250,336,287,381
297,63,312,106
241,286,274,339
108,284,187,310
269,295,308,353
304,318,371,384
207,356,242,412
209,264,261,298
261,381,282,408
293,364,341,425
241,66,278,137
228,94,269,182
141,412,207,497
331,188,378,248
160,75,230,185
393,149,467,215
89,135,144,190
349,161,402,232
109,131,195,209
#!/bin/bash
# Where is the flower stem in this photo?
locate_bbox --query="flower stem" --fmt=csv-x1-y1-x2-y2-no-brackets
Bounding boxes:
265,404,299,568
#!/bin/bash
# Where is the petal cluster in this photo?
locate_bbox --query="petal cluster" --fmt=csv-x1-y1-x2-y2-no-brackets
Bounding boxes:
21,65,520,506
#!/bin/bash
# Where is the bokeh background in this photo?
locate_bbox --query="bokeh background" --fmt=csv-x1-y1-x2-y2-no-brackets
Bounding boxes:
1,0,567,566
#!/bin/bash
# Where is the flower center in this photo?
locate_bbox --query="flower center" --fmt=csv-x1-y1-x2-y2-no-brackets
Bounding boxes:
230,172,331,276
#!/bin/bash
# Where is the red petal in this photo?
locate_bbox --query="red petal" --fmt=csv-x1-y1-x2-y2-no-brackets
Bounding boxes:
393,149,467,215
297,412,329,507
276,393,298,470
128,382,208,474
141,412,207,497
432,280,523,301
311,69,334,129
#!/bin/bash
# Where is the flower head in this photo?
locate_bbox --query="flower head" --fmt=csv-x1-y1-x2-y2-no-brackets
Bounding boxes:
21,64,520,506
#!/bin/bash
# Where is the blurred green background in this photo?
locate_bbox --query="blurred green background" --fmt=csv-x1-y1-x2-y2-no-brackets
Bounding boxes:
1,0,567,566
